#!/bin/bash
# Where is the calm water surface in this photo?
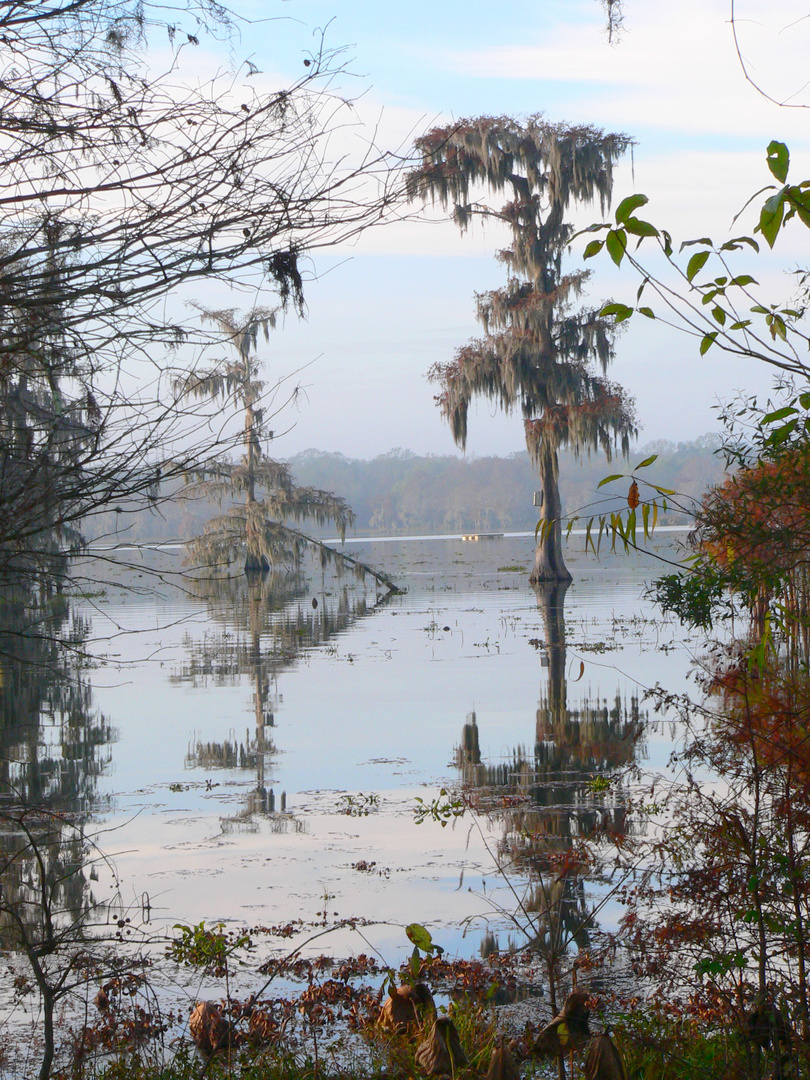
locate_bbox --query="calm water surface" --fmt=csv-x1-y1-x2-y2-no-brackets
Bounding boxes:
55,532,697,973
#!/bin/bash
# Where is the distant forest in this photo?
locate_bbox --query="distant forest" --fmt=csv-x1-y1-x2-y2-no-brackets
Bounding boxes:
87,435,729,545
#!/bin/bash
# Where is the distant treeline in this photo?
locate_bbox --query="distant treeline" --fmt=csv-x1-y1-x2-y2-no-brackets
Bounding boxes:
86,435,729,544
287,435,728,536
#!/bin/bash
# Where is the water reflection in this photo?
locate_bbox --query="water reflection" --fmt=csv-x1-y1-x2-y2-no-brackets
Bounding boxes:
0,569,114,950
172,569,387,825
455,582,646,997
0,582,113,811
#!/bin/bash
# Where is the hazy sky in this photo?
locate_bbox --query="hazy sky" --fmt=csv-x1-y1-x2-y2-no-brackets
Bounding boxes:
190,0,810,460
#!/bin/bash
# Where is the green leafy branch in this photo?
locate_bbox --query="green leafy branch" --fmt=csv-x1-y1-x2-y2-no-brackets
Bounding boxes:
535,452,691,560
166,920,253,978
577,142,810,384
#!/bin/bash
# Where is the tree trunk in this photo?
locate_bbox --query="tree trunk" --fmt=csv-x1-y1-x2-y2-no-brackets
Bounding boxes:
244,553,269,574
530,444,572,584
40,988,54,1080
534,580,570,730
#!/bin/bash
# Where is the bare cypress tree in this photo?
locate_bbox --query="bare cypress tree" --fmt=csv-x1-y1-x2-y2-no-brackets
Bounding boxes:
409,116,636,582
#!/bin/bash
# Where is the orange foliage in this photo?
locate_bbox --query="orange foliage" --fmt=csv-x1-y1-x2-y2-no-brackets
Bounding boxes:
696,444,810,646
711,660,810,810
699,447,810,578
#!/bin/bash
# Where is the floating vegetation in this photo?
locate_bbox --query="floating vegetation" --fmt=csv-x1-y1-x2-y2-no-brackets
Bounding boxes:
337,792,380,817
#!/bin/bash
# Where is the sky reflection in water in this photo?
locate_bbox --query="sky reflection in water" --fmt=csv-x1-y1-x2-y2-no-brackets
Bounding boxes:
77,533,696,966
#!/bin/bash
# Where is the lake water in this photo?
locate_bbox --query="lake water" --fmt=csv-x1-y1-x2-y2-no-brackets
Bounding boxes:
30,530,694,983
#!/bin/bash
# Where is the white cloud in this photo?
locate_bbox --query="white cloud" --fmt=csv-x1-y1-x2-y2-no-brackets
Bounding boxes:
430,0,810,142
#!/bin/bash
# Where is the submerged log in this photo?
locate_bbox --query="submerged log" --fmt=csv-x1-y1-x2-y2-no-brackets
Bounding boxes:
533,991,591,1056
378,982,435,1034
415,1016,469,1075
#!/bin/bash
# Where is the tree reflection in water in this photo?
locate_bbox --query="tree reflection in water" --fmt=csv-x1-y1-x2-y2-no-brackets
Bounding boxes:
173,568,389,829
454,581,646,1010
0,584,113,812
0,567,115,995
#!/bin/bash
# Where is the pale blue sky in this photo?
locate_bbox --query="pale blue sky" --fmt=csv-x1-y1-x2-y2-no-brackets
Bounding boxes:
184,0,810,459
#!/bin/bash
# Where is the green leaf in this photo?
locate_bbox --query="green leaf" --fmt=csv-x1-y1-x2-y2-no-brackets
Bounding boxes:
597,473,624,489
759,191,786,248
686,250,710,282
730,274,757,287
605,228,627,266
583,239,604,259
700,331,719,355
761,406,798,424
729,320,752,330
624,217,659,238
642,501,650,539
615,193,649,223
720,235,759,253
768,313,788,341
599,302,633,321
766,418,798,445
406,923,434,953
636,278,649,301
410,948,421,978
711,306,726,325
638,307,655,318
766,140,789,183
651,485,677,496
585,517,595,555
680,237,713,251
636,454,658,468
661,230,673,256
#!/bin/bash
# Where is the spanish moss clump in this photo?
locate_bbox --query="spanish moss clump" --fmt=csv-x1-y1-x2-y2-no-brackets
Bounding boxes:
411,116,637,582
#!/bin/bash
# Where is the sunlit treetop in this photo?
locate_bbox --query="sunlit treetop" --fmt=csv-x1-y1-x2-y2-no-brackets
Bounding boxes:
409,116,633,286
